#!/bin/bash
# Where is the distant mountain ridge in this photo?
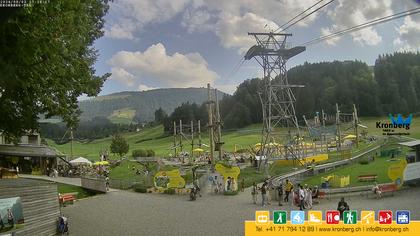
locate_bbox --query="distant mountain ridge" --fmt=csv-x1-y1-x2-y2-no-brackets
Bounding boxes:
78,87,226,123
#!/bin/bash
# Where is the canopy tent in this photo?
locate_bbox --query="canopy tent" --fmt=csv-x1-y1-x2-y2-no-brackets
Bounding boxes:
69,157,92,166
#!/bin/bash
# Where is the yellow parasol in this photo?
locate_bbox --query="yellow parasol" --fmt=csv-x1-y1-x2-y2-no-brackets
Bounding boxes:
93,161,109,165
193,148,204,153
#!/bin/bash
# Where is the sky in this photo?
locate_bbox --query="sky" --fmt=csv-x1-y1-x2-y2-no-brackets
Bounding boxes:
90,0,420,97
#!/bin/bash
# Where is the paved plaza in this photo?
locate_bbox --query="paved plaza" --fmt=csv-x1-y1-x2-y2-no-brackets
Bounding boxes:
61,186,420,236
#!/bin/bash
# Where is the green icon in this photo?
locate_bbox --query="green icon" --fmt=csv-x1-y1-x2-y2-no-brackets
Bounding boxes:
343,210,357,224
273,211,287,224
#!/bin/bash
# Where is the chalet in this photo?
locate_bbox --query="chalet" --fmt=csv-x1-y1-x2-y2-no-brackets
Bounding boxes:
0,132,64,175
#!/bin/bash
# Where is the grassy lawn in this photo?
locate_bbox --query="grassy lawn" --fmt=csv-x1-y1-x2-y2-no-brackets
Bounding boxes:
109,160,145,182
301,156,398,188
47,116,419,188
108,108,136,124
57,183,98,199
239,162,303,188
48,116,419,161
48,124,264,160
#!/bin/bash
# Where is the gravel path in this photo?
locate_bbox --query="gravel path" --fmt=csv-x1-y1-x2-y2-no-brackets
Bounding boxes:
62,187,420,236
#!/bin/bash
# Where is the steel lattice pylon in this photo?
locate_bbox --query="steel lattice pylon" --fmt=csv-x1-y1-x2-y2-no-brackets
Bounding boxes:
245,32,306,172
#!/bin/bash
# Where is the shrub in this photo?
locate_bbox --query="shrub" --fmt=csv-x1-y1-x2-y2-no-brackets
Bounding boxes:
132,149,155,157
133,183,147,193
359,159,369,165
132,149,148,158
146,149,155,157
163,188,176,195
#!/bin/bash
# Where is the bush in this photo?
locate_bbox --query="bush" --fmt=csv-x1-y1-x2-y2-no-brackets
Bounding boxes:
163,188,176,194
146,149,155,157
132,149,155,157
132,149,148,158
359,159,369,165
133,183,148,193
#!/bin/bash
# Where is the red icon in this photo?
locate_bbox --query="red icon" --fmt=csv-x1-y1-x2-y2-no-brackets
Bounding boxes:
326,210,340,224
379,211,393,224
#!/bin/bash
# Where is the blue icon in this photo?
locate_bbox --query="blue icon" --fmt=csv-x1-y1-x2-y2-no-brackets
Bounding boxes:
396,211,410,224
291,211,305,224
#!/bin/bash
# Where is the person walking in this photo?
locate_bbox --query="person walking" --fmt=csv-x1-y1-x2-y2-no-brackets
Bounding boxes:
261,182,267,207
306,186,313,209
7,209,14,228
298,184,306,210
267,180,273,205
284,179,294,203
105,176,110,191
241,178,245,192
337,197,350,220
251,182,258,204
277,182,284,206
0,213,4,230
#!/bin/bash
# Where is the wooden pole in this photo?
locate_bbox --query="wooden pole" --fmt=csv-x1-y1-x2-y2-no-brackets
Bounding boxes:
207,83,214,169
179,120,183,163
191,120,194,162
198,120,202,148
173,121,177,157
336,103,341,151
70,127,73,160
215,89,223,160
353,104,359,148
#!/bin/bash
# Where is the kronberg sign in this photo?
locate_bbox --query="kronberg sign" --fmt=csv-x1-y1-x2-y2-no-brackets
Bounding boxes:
376,114,412,136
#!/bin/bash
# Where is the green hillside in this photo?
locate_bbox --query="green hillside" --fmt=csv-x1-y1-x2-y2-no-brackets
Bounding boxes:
78,88,227,123
48,124,262,161
48,116,419,161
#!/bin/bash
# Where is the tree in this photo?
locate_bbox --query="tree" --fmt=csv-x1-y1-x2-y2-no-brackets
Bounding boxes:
0,0,110,140
154,107,167,124
110,134,129,157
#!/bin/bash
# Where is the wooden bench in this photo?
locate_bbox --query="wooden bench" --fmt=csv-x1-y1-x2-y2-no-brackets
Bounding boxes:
313,191,327,203
358,174,377,182
379,183,397,196
367,183,397,198
59,193,76,206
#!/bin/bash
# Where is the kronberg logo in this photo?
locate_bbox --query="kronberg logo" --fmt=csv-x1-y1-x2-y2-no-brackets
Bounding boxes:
376,114,412,136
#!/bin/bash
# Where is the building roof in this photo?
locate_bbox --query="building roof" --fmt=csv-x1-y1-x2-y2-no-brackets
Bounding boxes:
399,140,420,148
0,144,65,157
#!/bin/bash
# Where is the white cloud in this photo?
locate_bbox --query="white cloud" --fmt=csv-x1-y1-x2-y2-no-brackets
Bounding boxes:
108,43,219,88
394,15,420,51
104,21,136,40
182,8,215,33
105,0,191,40
323,0,392,46
215,84,237,95
109,67,136,86
215,12,279,53
138,84,158,91
182,0,321,52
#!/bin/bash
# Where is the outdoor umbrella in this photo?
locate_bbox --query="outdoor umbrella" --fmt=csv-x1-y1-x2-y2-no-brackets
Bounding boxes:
193,148,204,153
93,161,110,165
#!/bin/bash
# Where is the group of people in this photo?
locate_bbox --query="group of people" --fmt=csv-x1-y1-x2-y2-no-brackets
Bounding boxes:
0,209,15,230
251,180,275,206
251,179,320,210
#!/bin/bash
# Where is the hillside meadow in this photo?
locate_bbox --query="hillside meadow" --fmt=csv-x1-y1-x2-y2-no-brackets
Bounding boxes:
48,116,419,161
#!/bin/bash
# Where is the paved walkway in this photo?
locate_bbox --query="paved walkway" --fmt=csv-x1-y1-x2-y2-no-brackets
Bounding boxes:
62,186,420,236
20,174,82,186
19,174,118,192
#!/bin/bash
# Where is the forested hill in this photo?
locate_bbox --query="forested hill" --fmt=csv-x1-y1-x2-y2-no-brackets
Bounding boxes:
212,52,420,129
78,88,226,123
